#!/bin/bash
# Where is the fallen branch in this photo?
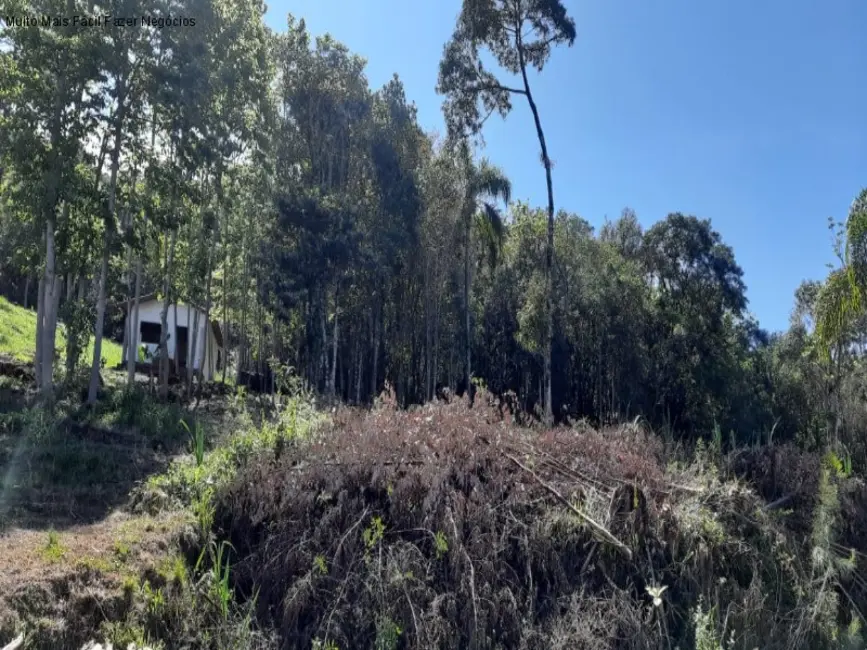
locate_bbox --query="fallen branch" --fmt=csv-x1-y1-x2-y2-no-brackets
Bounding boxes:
1,634,24,650
763,492,796,511
503,452,633,560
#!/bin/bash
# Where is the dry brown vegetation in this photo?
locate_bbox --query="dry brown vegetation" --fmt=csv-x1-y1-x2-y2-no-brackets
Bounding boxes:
214,389,867,650
4,365,867,649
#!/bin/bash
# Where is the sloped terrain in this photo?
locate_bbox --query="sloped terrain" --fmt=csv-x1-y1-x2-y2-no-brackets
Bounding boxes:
0,297,122,369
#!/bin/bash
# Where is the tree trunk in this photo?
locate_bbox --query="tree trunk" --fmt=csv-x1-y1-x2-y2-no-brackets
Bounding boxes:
40,220,61,397
35,276,44,390
159,230,177,399
40,72,67,400
127,255,143,385
434,288,440,395
173,301,179,375
518,45,555,426
121,210,133,369
329,288,339,396
23,275,30,309
199,242,214,394
221,195,230,384
237,249,249,383
371,306,379,401
188,302,200,399
87,77,126,405
464,213,472,405
355,336,362,404
47,273,62,379
425,259,433,401
186,303,192,371
320,297,327,390
257,282,264,375
87,240,110,404
64,274,77,380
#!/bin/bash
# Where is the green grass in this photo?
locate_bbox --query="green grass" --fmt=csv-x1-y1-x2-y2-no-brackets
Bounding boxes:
0,296,122,367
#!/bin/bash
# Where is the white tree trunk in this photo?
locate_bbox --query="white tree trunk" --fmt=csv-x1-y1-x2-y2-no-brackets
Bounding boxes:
40,218,58,396
35,275,45,390
200,242,213,388
186,304,192,370
173,301,179,375
159,230,177,398
127,255,143,385
87,82,125,405
87,242,110,404
188,305,200,398
330,290,338,396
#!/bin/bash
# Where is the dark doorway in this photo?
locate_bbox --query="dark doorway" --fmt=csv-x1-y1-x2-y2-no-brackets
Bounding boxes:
176,326,189,368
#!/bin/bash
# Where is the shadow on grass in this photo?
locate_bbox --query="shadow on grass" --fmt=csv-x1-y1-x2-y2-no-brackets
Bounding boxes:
0,386,197,533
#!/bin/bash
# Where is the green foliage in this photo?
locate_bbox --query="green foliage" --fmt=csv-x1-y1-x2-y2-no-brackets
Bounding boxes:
102,386,184,430
141,580,166,616
437,0,576,139
693,599,724,650
363,515,386,551
825,450,853,479
195,539,235,621
374,616,402,650
181,418,207,467
41,529,65,563
143,393,322,511
192,486,216,538
434,530,449,560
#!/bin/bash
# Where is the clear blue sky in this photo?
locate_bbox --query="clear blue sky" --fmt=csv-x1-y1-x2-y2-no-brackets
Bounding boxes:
264,0,867,333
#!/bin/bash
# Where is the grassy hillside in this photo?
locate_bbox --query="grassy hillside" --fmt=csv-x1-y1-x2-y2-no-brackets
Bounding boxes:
0,296,122,368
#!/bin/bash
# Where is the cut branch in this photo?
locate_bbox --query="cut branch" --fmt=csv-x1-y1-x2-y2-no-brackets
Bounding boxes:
504,451,633,559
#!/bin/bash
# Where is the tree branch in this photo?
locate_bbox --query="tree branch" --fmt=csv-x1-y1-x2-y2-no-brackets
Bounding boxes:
504,451,633,559
470,83,526,96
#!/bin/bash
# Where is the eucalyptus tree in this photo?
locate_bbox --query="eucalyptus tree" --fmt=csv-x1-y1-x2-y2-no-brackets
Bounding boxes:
86,0,159,403
145,0,217,397
368,76,426,403
1,0,103,399
437,0,576,423
196,0,273,387
418,136,464,400
273,16,372,394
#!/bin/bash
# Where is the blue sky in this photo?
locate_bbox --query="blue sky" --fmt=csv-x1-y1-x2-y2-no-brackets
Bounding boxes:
265,0,867,333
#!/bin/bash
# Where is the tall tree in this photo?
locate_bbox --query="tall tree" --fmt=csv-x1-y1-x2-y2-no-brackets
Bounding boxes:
1,0,102,400
454,139,510,402
87,0,154,403
438,0,576,423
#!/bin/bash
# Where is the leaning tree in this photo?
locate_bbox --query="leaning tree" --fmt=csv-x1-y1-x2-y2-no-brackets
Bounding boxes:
437,0,576,423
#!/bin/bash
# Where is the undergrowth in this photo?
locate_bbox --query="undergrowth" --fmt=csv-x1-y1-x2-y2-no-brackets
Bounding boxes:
135,389,323,514
207,387,867,650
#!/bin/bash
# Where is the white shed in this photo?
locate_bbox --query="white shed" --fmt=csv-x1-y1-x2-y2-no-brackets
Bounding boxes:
123,296,224,381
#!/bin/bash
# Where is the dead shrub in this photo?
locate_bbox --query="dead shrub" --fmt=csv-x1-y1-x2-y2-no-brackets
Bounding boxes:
211,392,846,649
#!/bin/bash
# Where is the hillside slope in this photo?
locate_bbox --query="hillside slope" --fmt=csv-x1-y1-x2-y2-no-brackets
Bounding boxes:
0,296,122,367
